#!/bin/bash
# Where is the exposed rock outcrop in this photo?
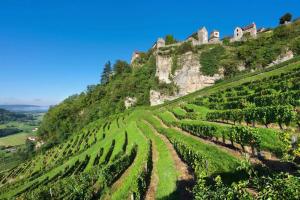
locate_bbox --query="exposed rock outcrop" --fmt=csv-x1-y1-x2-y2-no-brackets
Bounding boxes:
155,55,172,84
173,52,221,95
150,90,179,106
268,50,294,67
151,51,222,106
124,97,137,109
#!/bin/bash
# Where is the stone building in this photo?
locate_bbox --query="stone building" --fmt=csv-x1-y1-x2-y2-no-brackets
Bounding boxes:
232,22,257,42
186,27,208,46
131,51,141,64
209,30,220,44
198,27,208,45
157,38,165,48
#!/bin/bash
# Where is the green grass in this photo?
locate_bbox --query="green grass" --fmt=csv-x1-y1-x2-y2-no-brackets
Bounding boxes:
1,58,299,198
172,107,186,115
184,104,211,120
255,127,283,156
138,119,177,199
144,111,241,178
108,111,150,200
155,110,178,126
0,114,42,146
0,132,31,146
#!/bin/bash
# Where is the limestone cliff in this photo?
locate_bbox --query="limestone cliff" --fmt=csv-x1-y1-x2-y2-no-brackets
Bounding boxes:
151,51,222,106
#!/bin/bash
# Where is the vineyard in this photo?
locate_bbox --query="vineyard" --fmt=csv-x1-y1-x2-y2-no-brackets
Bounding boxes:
0,58,300,199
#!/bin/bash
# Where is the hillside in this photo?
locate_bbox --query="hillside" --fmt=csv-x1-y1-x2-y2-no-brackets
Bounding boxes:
37,19,300,144
0,19,299,199
0,49,299,199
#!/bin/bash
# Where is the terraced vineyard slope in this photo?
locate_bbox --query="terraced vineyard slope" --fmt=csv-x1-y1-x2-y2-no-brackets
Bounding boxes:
0,54,299,200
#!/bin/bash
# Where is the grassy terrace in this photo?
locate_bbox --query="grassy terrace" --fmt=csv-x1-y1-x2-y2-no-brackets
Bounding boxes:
0,119,123,199
0,53,299,199
143,111,241,179
138,118,178,199
107,111,150,200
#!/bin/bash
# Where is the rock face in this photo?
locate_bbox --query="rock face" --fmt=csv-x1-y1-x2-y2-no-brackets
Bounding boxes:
151,51,222,106
173,52,221,95
268,50,294,67
124,97,137,109
150,90,179,106
155,55,172,84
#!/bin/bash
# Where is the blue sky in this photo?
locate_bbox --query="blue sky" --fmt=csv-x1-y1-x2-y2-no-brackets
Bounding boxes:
0,0,299,106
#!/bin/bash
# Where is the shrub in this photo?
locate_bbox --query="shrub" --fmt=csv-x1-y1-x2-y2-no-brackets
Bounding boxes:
200,45,226,76
165,35,177,45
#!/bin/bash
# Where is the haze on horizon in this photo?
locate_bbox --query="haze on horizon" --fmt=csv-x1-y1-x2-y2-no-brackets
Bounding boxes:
1,0,299,106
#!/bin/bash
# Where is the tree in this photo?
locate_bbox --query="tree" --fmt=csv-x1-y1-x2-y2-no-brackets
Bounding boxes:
113,60,130,75
101,61,111,84
165,34,177,45
280,13,292,24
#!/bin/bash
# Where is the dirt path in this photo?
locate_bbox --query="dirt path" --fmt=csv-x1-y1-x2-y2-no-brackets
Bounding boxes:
144,120,194,200
145,139,159,200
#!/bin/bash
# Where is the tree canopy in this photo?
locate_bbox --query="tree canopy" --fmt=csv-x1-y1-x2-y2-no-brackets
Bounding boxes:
280,13,292,24
100,61,112,84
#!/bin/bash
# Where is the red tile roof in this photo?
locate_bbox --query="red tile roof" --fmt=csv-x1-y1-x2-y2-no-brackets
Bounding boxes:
242,23,256,31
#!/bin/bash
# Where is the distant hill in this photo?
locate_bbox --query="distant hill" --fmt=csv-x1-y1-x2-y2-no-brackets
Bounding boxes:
0,108,33,124
0,105,49,113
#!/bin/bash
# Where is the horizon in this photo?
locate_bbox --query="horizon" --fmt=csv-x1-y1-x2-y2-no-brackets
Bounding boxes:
1,0,300,106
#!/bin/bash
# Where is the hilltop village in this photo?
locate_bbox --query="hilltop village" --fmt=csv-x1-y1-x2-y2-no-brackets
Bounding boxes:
131,22,265,64
128,21,296,106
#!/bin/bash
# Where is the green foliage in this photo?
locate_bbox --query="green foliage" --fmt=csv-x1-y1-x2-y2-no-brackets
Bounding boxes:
290,37,300,55
165,34,177,45
193,175,251,200
280,13,292,24
113,60,131,75
156,81,178,96
207,105,296,128
222,37,230,45
200,45,226,76
171,55,179,75
221,59,240,77
176,41,194,54
0,109,32,124
255,173,300,200
39,56,158,143
0,128,22,137
101,61,112,84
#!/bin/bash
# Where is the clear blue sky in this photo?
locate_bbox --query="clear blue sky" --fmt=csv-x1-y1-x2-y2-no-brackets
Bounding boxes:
1,0,299,106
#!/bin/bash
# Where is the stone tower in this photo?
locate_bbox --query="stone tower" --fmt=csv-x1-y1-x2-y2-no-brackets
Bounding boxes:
157,38,165,48
197,27,208,45
209,30,220,43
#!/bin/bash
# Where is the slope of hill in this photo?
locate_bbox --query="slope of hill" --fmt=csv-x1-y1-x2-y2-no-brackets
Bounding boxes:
0,52,299,199
1,17,300,199
38,20,300,145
